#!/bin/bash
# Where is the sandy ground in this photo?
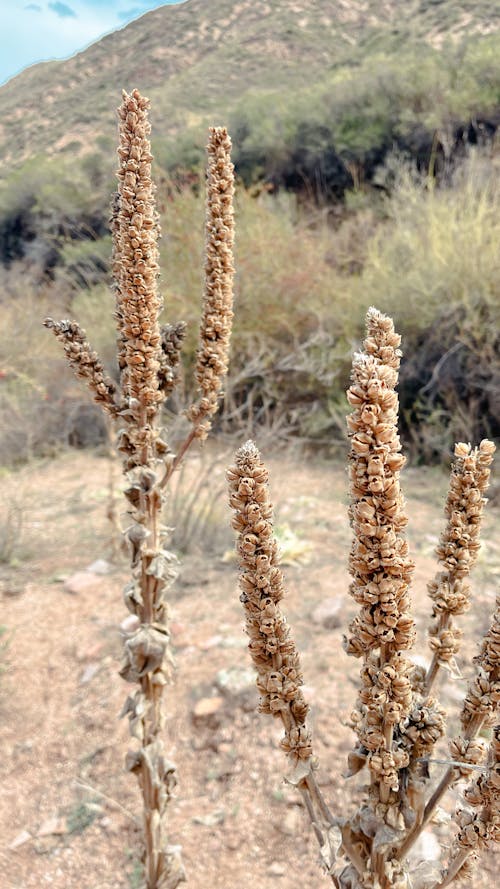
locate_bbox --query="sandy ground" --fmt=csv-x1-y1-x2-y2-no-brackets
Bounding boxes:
0,447,498,889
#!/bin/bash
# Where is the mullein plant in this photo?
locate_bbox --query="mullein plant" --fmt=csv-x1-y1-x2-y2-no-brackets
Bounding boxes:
46,89,234,889
227,308,497,889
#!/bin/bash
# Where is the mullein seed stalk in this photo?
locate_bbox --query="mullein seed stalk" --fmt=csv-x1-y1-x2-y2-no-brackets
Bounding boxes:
228,308,497,889
46,89,234,889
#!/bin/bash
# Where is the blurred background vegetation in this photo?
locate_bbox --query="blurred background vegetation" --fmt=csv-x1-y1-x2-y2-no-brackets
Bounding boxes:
0,0,498,468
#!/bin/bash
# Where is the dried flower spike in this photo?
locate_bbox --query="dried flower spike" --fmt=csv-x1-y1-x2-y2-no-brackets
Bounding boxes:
228,440,311,762
114,89,163,448
226,309,497,887
228,441,343,883
44,318,119,416
344,308,416,869
187,127,235,440
46,88,236,889
425,439,495,693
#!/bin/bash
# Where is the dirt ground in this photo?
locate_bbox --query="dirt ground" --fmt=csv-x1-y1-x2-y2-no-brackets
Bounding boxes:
0,447,498,889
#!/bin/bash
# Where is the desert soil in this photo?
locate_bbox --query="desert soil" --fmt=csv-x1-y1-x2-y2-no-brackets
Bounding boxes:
0,446,498,889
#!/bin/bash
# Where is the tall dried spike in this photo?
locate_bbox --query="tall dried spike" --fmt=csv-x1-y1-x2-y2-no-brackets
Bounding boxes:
228,440,312,762
114,87,163,453
227,441,342,884
425,439,495,693
44,318,120,416
344,308,415,877
187,127,235,440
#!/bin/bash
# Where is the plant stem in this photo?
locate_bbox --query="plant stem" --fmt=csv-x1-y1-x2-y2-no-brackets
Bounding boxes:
399,714,486,859
160,428,197,489
429,848,469,889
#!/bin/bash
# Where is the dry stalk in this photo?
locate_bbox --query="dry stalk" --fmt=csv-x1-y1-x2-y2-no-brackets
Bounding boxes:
46,89,234,889
424,440,495,694
400,592,500,859
227,308,497,889
227,441,343,884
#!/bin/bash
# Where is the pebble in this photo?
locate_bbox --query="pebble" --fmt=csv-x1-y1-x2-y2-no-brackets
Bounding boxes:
311,596,344,629
80,663,100,685
9,830,32,849
278,807,302,836
268,862,286,876
37,817,67,837
193,696,224,719
216,666,255,693
64,572,100,595
86,558,113,575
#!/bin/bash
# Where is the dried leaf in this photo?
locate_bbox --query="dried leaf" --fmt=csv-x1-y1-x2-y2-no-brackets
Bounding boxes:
441,657,463,680
344,749,367,778
320,824,343,873
123,580,143,614
408,861,442,889
373,823,404,852
147,551,178,583
338,864,364,889
285,757,313,786
159,845,186,888
358,805,379,838
120,626,169,682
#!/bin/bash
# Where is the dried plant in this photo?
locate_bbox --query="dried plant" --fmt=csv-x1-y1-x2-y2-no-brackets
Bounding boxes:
227,308,497,889
46,89,234,889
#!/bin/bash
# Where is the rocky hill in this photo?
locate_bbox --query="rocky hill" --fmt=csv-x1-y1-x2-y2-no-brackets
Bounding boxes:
0,0,498,177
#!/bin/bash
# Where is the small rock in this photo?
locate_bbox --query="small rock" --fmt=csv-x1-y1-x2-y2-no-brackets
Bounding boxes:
311,596,343,629
80,663,100,685
9,830,32,849
37,818,67,838
177,565,209,588
268,862,286,877
215,666,256,711
225,832,242,851
0,579,25,597
86,559,113,575
64,572,100,595
278,807,302,836
192,809,225,827
193,696,224,720
199,634,223,650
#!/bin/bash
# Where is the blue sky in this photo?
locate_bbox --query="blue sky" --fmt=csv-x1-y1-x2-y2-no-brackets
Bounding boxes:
0,1,182,85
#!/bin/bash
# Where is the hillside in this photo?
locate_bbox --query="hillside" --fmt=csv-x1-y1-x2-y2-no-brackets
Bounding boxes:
0,0,498,466
0,0,499,177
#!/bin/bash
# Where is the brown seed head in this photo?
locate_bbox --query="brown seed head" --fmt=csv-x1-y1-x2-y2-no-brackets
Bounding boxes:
114,89,163,428
187,127,234,439
227,441,312,763
44,318,119,416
